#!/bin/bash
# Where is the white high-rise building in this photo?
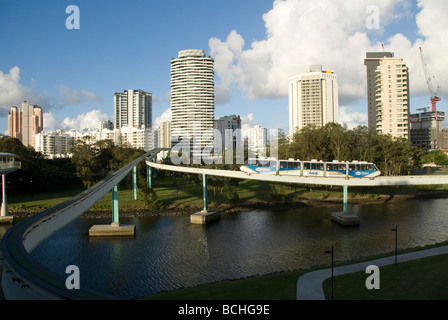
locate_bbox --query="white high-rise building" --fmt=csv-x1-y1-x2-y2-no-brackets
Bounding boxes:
170,49,214,155
159,121,171,148
364,52,410,139
214,115,242,153
289,65,338,138
35,131,75,159
114,89,152,130
364,52,395,130
247,125,268,156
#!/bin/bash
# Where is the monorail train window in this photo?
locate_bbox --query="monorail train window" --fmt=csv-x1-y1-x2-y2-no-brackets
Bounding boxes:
349,164,357,171
280,161,288,169
360,164,371,171
303,162,311,170
289,162,300,169
316,163,324,170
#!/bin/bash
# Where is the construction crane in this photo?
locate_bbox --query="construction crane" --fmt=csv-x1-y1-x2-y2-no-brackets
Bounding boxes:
419,47,441,112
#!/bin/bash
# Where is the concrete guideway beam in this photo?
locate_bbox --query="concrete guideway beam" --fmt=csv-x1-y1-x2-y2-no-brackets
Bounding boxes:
145,162,448,187
0,148,165,300
146,161,448,227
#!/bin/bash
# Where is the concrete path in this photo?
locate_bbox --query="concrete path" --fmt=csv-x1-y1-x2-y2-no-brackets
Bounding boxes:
296,245,448,300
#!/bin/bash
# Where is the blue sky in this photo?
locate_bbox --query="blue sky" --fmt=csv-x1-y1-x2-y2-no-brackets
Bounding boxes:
0,0,446,135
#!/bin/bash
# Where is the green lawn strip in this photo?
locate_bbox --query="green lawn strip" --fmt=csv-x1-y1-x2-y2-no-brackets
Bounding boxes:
146,243,448,300
7,177,448,213
145,269,310,300
323,253,448,300
9,184,86,211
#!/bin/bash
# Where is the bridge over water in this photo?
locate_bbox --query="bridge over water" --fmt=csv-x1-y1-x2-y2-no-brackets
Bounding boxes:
1,148,448,299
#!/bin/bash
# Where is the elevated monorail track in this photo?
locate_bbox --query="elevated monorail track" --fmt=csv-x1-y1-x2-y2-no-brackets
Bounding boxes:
145,161,448,187
0,149,163,300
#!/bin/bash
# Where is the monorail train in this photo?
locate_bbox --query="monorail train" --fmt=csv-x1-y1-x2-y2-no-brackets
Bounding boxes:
240,158,381,179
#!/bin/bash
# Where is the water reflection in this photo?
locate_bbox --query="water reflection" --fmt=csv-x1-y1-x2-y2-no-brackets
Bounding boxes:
23,198,448,299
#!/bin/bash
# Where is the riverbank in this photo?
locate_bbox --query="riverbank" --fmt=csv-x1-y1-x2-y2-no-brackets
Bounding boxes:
145,241,448,300
8,188,448,219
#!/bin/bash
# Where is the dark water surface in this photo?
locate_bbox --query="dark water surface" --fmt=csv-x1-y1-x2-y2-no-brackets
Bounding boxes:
24,198,448,299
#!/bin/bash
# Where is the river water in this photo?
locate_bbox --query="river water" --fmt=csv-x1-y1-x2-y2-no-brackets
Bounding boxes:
7,198,448,299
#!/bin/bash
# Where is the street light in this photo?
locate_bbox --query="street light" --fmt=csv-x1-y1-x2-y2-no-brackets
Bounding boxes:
391,226,398,265
324,246,334,299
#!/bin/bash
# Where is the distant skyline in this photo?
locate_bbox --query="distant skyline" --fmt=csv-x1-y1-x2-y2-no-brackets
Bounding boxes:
1,0,447,137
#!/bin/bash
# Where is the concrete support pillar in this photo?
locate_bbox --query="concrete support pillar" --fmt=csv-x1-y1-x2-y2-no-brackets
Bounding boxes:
1,175,7,217
191,173,220,224
203,173,208,212
147,166,152,190
133,166,137,200
343,185,348,213
112,185,119,225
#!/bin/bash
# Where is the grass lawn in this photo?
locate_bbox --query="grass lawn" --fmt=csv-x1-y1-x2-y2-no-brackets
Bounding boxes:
8,184,86,211
145,246,448,300
323,253,448,300
146,269,309,300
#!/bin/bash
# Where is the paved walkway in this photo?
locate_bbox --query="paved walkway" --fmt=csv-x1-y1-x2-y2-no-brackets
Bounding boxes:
296,245,448,300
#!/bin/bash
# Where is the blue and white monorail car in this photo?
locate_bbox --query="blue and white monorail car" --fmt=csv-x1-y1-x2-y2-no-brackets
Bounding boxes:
240,158,381,179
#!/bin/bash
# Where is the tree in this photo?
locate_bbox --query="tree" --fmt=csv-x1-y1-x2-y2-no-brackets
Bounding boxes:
325,123,350,161
421,150,448,166
284,124,424,176
0,137,80,192
70,138,145,188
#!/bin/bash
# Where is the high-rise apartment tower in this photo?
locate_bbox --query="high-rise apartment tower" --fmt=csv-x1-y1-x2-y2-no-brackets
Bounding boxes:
170,49,214,153
8,101,43,148
114,89,152,129
289,65,338,138
364,52,410,139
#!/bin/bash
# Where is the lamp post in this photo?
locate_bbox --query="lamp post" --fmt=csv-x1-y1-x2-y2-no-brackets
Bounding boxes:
325,246,334,299
391,226,398,265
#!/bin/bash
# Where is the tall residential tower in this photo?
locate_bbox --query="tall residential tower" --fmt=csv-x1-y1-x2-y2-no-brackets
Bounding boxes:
364,52,410,139
289,65,338,138
114,89,152,129
8,101,43,148
170,49,214,154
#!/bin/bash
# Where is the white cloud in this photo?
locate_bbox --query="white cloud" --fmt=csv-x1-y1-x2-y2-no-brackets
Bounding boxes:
338,106,368,129
57,84,101,105
209,0,448,116
210,0,411,103
154,108,172,129
44,109,109,132
240,113,255,138
0,66,55,116
0,66,103,121
209,30,245,105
